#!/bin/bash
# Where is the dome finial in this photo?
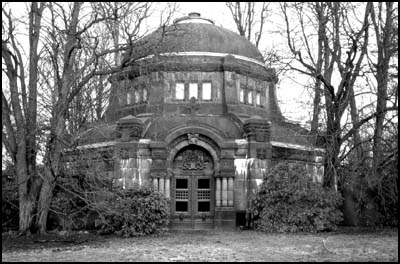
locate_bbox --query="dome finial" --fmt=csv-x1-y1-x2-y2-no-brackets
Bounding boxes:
188,12,201,18
173,12,214,25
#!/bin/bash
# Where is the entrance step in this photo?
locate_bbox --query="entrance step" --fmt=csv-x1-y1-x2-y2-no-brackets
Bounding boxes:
169,220,214,230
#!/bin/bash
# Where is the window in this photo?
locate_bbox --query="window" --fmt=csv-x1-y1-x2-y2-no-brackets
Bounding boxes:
198,179,210,189
143,89,148,102
176,178,188,189
134,90,140,103
256,92,261,105
189,83,198,99
240,88,245,103
247,90,253,104
202,82,212,100
175,83,185,100
176,178,188,212
197,178,210,212
127,92,132,105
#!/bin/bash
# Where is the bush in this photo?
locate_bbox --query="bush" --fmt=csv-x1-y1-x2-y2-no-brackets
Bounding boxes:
341,162,398,227
48,192,92,231
249,162,343,233
2,173,19,232
96,183,170,237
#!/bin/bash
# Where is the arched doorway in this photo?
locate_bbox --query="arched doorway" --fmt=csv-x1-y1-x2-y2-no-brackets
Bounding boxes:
170,145,215,229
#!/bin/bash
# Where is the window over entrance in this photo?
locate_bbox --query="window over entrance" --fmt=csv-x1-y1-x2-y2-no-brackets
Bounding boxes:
175,82,185,100
202,82,212,100
189,83,198,99
174,82,212,101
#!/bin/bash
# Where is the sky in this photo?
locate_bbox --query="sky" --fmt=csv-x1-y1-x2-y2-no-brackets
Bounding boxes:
2,2,313,124
175,2,311,123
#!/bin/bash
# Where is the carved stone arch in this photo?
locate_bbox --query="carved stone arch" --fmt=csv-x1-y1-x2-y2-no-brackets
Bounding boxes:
166,134,221,177
165,125,225,148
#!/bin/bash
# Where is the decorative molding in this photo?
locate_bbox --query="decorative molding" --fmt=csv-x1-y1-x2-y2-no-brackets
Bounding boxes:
137,51,266,68
270,141,325,152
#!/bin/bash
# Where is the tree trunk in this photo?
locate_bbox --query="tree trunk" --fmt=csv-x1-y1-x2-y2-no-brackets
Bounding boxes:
36,169,56,234
349,86,364,164
310,2,325,136
323,130,340,190
17,157,33,234
371,2,393,180
16,155,42,234
18,196,36,235
310,79,322,135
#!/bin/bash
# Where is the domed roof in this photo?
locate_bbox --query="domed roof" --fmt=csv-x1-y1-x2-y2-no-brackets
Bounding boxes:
125,13,264,63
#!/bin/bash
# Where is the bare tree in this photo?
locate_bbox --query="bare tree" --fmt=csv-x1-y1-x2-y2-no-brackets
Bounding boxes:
226,2,270,48
282,2,399,189
369,2,398,178
281,2,374,188
3,1,177,234
36,2,159,234
2,2,46,235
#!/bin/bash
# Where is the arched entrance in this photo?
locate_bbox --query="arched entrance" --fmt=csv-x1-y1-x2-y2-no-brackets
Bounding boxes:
170,145,215,229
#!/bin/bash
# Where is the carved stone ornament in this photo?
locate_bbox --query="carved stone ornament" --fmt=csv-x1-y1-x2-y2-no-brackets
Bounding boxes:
180,149,210,170
184,97,200,115
188,133,199,144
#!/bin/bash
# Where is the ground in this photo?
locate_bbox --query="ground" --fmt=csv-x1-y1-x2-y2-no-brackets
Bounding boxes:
2,227,398,262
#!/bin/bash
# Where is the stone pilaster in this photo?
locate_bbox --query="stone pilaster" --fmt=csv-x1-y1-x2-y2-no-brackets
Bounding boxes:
243,116,271,159
116,115,144,142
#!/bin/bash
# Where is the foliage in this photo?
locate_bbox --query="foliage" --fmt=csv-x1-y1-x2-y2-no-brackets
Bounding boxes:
2,171,19,232
249,163,343,233
95,184,170,237
49,190,94,231
340,156,398,227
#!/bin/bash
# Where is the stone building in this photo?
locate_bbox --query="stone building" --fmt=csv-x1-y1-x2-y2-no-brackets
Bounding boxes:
77,13,325,230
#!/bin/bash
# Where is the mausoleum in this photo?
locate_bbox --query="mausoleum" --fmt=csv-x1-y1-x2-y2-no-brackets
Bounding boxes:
75,13,325,229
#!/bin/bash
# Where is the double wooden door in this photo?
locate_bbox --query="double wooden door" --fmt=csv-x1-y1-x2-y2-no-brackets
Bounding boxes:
171,147,214,229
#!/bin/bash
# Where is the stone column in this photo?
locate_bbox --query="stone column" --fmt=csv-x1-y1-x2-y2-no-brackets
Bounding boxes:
153,178,159,191
159,177,165,195
222,177,228,206
216,178,221,207
227,177,234,206
165,178,170,199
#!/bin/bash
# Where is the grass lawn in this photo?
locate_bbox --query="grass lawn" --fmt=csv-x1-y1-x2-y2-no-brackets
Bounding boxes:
2,227,398,262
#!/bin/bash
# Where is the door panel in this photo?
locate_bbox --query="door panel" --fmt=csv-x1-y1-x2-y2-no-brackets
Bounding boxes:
171,146,214,229
175,178,189,213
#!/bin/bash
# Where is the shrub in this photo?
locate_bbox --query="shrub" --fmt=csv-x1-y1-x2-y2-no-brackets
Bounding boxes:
48,192,92,231
96,183,170,237
249,162,343,233
341,162,398,227
2,172,19,232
